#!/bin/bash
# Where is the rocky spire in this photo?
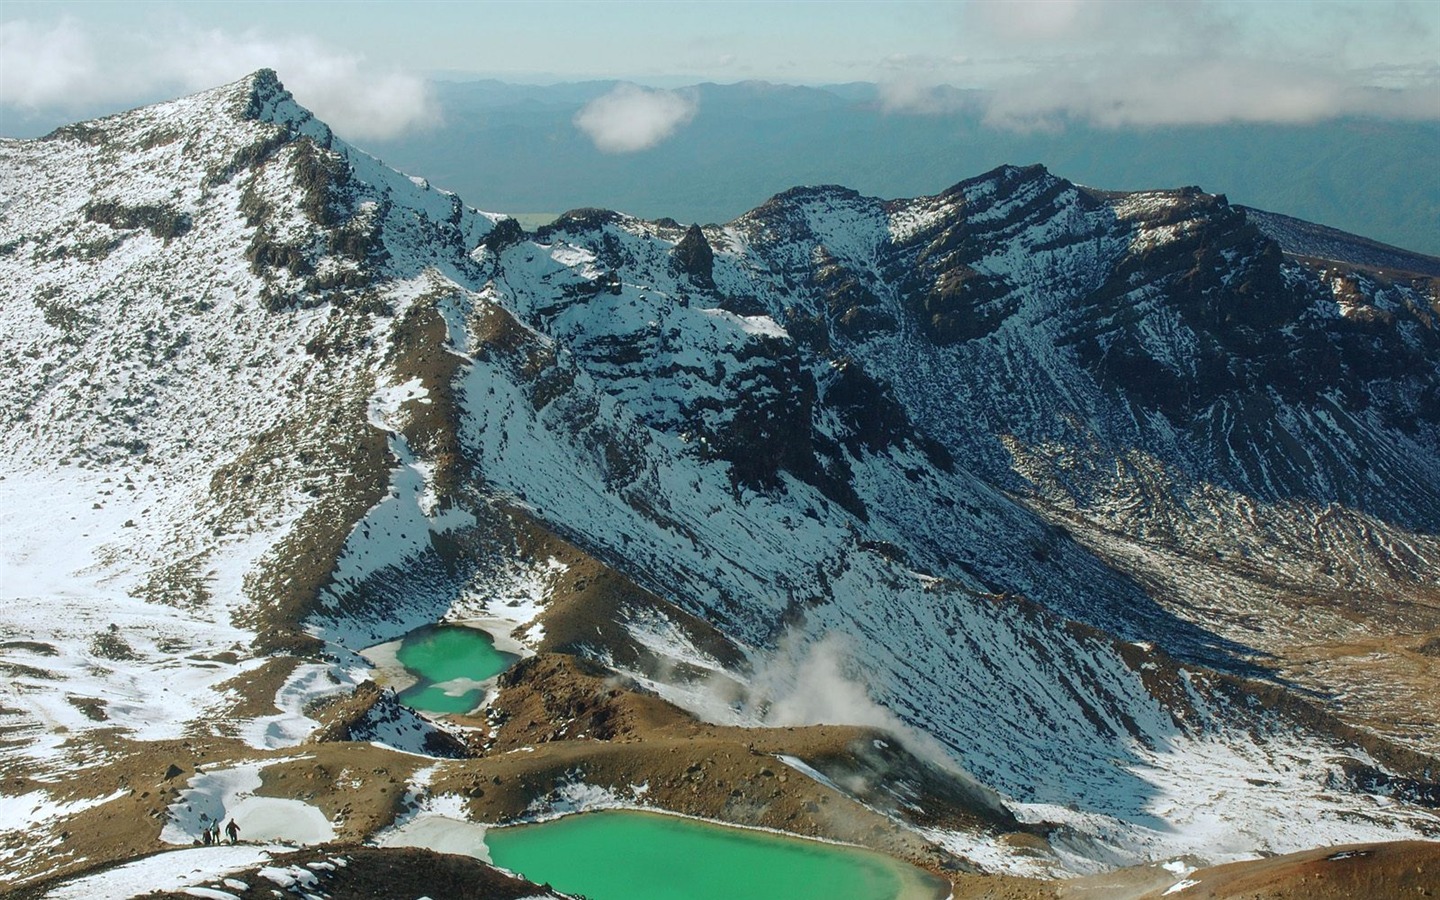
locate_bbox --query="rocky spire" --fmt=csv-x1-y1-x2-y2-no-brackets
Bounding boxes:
671,224,715,290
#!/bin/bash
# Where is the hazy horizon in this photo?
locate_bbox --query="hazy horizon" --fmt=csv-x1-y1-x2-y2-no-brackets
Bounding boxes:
5,0,1437,140
3,1,1436,253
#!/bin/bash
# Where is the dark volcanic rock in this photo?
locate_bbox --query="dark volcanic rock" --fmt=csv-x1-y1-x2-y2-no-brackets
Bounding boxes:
671,223,716,289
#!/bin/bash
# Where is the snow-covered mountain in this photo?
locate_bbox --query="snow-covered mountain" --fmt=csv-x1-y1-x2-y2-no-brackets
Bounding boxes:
2,71,1437,893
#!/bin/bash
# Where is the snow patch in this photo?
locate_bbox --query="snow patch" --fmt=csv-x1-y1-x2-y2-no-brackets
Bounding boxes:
373,792,492,862
240,662,362,750
160,760,335,846
0,788,126,835
39,846,276,900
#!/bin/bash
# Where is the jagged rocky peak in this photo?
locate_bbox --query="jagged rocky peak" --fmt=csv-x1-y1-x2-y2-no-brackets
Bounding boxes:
0,67,504,471
1073,187,1438,439
41,68,324,150
758,182,868,208
941,161,1057,198
536,206,627,239
670,223,715,288
242,67,289,114
916,162,1091,233
481,215,527,253
214,67,331,142
735,183,880,248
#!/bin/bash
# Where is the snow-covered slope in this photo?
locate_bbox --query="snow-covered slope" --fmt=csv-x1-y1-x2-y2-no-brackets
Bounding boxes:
436,180,1440,863
2,72,1437,888
0,69,499,759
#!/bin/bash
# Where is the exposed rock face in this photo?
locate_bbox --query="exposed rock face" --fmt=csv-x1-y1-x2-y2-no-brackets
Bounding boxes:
306,681,469,758
4,72,1440,888
671,223,715,289
481,215,526,253
449,158,1440,852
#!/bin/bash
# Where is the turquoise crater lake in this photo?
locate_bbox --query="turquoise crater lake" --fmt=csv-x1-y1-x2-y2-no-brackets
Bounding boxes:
393,624,517,714
485,809,948,900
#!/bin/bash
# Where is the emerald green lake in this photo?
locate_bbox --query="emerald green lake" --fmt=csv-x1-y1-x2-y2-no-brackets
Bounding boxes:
485,810,948,900
394,624,517,714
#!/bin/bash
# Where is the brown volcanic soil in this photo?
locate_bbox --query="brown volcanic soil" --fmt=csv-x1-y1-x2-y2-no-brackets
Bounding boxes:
947,873,1061,899
944,841,1440,900
1132,840,1440,899
0,731,435,892
8,845,564,900
10,645,1440,900
1,731,250,891
431,651,1025,874
3,648,1030,893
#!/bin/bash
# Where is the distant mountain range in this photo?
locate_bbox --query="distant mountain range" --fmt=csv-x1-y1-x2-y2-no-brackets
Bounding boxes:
14,78,1430,255
345,79,1440,256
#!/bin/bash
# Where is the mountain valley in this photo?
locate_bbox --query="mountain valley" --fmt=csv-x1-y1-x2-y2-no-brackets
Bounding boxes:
1,71,1438,899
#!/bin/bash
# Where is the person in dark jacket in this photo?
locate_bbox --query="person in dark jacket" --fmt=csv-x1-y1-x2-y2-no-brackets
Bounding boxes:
225,819,239,844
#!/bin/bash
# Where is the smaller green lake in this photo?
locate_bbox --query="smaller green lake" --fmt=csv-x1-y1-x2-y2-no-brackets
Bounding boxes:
394,624,517,714
485,809,948,900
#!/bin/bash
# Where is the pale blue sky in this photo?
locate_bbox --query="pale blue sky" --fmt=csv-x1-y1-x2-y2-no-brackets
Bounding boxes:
3,1,1437,137
7,0,1439,84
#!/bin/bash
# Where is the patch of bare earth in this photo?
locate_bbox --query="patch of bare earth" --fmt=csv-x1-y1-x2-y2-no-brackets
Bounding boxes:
1,732,251,891
423,651,1034,879
948,874,1061,899
1133,840,1440,899
8,845,563,900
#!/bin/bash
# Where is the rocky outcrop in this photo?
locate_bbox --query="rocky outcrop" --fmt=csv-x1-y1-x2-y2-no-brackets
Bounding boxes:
671,223,715,289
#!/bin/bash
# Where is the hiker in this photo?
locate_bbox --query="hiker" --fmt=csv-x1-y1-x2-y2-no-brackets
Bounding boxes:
201,823,212,846
225,819,239,844
211,825,221,845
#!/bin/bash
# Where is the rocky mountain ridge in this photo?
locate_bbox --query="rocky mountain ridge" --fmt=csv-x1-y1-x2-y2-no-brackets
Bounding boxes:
2,71,1437,894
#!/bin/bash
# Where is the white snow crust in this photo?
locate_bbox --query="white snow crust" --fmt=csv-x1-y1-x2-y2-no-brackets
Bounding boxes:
160,760,335,846
40,846,278,900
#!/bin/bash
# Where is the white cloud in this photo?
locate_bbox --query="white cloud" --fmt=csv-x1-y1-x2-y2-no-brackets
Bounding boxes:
981,56,1440,129
873,1,1440,127
155,29,440,141
875,53,983,114
0,18,437,141
1,18,112,108
574,83,698,153
972,0,1095,43
878,80,956,115
963,0,1241,57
